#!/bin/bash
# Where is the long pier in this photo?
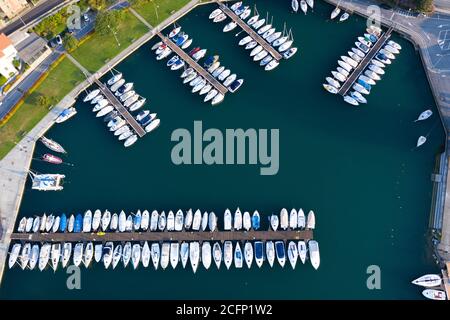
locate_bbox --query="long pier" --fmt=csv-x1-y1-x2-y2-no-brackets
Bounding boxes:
10,230,313,242
93,79,146,138
216,0,283,61
338,26,394,96
157,33,228,95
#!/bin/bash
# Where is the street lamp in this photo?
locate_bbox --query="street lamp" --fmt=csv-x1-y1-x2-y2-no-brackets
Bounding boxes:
107,24,120,47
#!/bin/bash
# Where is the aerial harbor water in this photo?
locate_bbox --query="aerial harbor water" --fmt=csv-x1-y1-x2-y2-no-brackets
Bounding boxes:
0,0,446,299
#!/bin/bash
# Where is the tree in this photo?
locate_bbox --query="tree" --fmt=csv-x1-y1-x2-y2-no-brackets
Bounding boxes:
63,34,79,52
416,0,433,12
88,0,108,11
37,95,50,107
95,10,122,35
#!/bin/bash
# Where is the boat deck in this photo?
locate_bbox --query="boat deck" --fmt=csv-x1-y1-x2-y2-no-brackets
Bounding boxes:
94,79,146,138
215,0,283,61
157,33,228,95
338,26,394,96
10,229,313,242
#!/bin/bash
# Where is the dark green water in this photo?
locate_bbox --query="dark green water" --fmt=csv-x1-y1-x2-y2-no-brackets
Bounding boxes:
0,0,445,299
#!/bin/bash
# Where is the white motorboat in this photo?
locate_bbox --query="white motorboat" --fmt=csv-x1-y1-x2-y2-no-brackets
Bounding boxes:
110,213,118,231
327,76,341,88
296,209,305,229
272,35,288,47
267,31,282,43
18,217,26,232
62,242,72,268
151,243,160,270
118,210,126,232
208,212,217,232
275,241,286,268
199,84,212,95
308,240,320,269
212,66,225,78
90,94,103,105
180,242,189,268
145,118,160,134
351,91,368,104
8,243,21,269
211,92,225,105
412,274,442,288
338,60,352,73
417,136,427,147
306,0,314,9
278,40,293,53
38,243,51,271
209,8,222,20
213,242,222,269
160,243,169,269
270,214,279,231
83,242,94,268
93,99,108,112
122,242,131,268
283,47,297,59
204,89,218,102
190,242,200,273
266,241,275,267
129,98,146,112
280,208,289,230
73,243,83,268
388,40,401,50
371,59,385,69
247,15,259,26
245,40,257,50
45,214,55,233
32,217,40,233
339,12,349,22
369,64,385,75
156,47,172,60
192,49,207,61
170,243,179,269
243,211,251,231
355,41,370,53
40,213,47,232
149,210,158,231
96,105,113,118
142,241,151,268
51,216,60,233
110,78,125,92
174,210,184,231
223,209,232,231
352,47,365,58
365,69,381,81
102,242,113,269
192,79,206,93
422,289,446,300
331,6,341,19
252,19,265,30
223,74,237,87
379,48,395,60
29,244,39,270
202,242,212,270
234,208,243,230
201,211,208,231
244,242,253,268
359,75,376,85
224,241,233,270
107,73,122,86
257,24,272,35
169,26,181,38
184,209,193,230
287,241,298,269
100,210,111,231
240,8,251,20
344,95,359,106
158,211,166,231
192,209,202,231
300,0,307,14
298,241,307,264
231,2,242,11
415,110,433,122
82,210,92,233
167,210,175,231
111,244,122,269
124,135,138,148
254,50,268,61
289,209,298,229
353,83,369,95
213,13,227,23
92,209,101,231
265,60,279,71
132,243,141,269
239,35,252,46
292,0,299,12
183,72,198,84
332,71,346,82
234,242,243,268
56,107,77,123
83,89,100,102
223,21,237,32
218,69,231,81
342,55,358,68
323,84,338,94
94,243,102,263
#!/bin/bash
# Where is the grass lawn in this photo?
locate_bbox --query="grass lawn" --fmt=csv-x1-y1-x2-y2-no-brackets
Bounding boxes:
70,11,148,73
0,57,84,159
133,0,190,26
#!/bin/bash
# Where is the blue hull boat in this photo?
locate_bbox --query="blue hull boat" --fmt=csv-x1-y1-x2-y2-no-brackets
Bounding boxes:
255,241,263,259
252,212,260,230
59,213,67,232
74,214,83,233
357,79,372,91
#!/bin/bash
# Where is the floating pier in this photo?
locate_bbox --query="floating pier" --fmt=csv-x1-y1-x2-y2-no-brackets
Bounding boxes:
215,0,283,61
338,26,394,96
93,79,146,138
156,32,228,95
10,229,313,242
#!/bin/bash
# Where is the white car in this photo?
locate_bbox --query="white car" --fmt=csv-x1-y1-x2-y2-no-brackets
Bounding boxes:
55,35,62,45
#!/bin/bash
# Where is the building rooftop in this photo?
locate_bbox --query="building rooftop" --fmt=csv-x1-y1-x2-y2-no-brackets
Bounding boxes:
0,33,13,57
15,32,48,65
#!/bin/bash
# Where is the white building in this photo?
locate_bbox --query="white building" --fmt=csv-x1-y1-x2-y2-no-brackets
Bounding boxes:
0,33,18,79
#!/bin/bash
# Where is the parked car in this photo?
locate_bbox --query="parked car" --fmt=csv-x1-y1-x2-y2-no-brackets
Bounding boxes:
55,35,62,45
83,14,89,22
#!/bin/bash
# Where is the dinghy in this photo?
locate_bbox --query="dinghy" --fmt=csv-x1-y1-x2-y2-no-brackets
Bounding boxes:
160,243,170,270
287,241,298,269
412,274,442,288
234,208,243,230
298,241,307,264
102,242,113,269
213,242,222,269
308,240,320,269
224,209,232,230
244,242,253,268
189,242,200,273
151,243,160,270
414,110,432,122
132,243,141,269
224,241,233,270
266,241,275,267
275,241,286,267
202,242,212,270
170,243,179,269
417,136,427,147
142,241,151,268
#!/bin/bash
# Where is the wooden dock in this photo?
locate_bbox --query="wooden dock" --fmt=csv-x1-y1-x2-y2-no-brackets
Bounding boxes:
338,26,394,96
94,79,146,138
215,0,283,61
10,230,313,242
157,33,228,95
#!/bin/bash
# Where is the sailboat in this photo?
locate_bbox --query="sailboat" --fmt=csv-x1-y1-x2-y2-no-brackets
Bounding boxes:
100,210,111,231
8,243,21,268
151,243,160,270
213,242,222,269
291,0,298,13
133,210,142,231
414,110,432,122
287,241,298,269
112,244,122,269
412,274,442,287
174,210,183,231
202,242,212,270
110,213,118,231
73,243,83,268
150,210,158,231
29,244,39,270
244,242,253,268
102,242,113,269
170,243,179,269
40,136,67,154
142,241,151,268
180,242,189,268
300,0,307,14
39,243,51,271
417,136,427,148
224,241,233,270
94,243,102,263
62,242,72,268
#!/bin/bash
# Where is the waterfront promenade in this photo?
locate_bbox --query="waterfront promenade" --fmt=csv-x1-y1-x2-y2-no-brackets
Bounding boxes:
322,0,450,260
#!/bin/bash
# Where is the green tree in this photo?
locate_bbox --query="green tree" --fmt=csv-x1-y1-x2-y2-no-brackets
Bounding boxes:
88,0,108,11
63,34,79,52
37,95,50,107
416,0,433,12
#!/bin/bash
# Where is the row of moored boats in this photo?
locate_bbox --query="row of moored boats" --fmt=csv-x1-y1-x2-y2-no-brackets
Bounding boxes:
210,2,297,71
83,73,160,147
411,274,447,300
323,25,402,106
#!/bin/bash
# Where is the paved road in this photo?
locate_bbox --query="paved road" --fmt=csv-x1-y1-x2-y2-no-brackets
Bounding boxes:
0,0,66,36
435,0,450,15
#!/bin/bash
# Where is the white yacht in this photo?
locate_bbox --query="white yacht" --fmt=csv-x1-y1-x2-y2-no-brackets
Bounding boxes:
190,242,200,273
160,243,170,270
170,243,179,269
308,240,320,270
244,242,253,268
213,242,222,269
201,242,212,270
234,208,243,230
224,241,233,270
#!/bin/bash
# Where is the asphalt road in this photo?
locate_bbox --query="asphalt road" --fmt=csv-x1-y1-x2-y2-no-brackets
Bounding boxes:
0,0,66,36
